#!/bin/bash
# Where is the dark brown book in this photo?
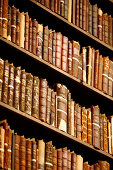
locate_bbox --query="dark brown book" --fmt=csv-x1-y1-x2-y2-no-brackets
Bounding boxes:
52,31,56,66
48,29,53,64
39,78,48,122
72,0,76,24
16,9,20,46
67,41,72,75
86,46,92,86
0,0,3,36
104,13,108,44
60,0,64,17
78,53,83,81
0,126,5,169
75,0,79,27
102,56,109,94
7,129,13,170
45,141,53,169
0,58,4,101
64,0,68,19
98,8,103,41
11,6,16,43
43,25,49,61
32,76,40,119
36,24,43,59
2,0,8,38
14,133,20,170
102,14,105,43
108,60,112,96
108,15,112,47
56,32,62,69
50,0,54,11
98,55,103,91
32,19,38,55
46,87,51,124
45,0,50,8
100,113,104,150
92,4,98,37
20,69,26,112
26,139,31,170
94,50,99,89
50,90,56,127
71,152,76,170
76,104,82,140
8,63,14,106
62,147,68,169
19,136,26,170
25,73,33,115
102,114,108,152
52,147,57,170
88,2,92,34
61,35,68,72
79,0,82,28
82,0,86,31
87,108,92,145
24,12,29,51
7,6,11,41
82,107,87,143
86,0,89,32
31,139,37,170
67,91,71,135
29,18,32,53
11,130,15,170
54,0,58,13
57,148,62,170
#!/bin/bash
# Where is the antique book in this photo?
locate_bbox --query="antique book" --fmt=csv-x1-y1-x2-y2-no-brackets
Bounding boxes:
26,139,31,170
62,147,68,169
74,103,77,137
79,0,82,28
14,133,20,170
36,146,39,169
50,0,54,11
2,0,8,38
108,60,112,96
14,66,21,110
7,6,11,41
57,148,62,169
16,9,20,46
78,54,83,81
91,48,95,87
87,108,92,145
48,29,53,64
11,6,16,43
64,0,68,19
102,14,105,42
36,24,43,59
57,0,60,15
46,87,51,124
45,0,50,8
19,136,26,170
31,139,37,169
11,131,15,170
82,0,86,31
83,162,89,170
56,83,68,132
67,150,71,169
76,155,83,170
8,63,15,106
104,13,108,44
92,4,98,37
45,141,53,169
43,25,49,61
67,91,71,135
98,8,103,41
67,41,72,75
76,104,82,140
88,2,92,34
71,151,76,169
108,15,112,47
72,0,76,24
56,32,62,69
94,50,99,89
99,113,103,150
60,0,64,17
0,127,5,169
52,146,57,169
25,73,33,115
102,114,108,152
82,107,87,143
68,0,72,22
75,0,79,27
32,76,40,119
0,58,4,101
52,31,56,66
20,69,26,112
70,100,74,136
38,139,45,169
32,19,38,55
82,47,86,83
7,129,13,170
0,0,3,36
50,90,56,127
102,56,109,94
86,0,89,32
86,46,92,86
98,55,103,91
24,12,29,51
62,36,68,72
20,12,25,48
39,78,48,122
107,119,112,154
29,18,32,53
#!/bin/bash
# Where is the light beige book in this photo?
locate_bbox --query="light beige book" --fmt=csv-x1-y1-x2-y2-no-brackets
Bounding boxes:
20,12,25,48
108,120,112,154
70,100,74,136
0,127,5,169
68,0,72,22
38,139,45,169
76,154,83,170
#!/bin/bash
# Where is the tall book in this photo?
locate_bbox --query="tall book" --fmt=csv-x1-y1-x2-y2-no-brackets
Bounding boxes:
19,136,26,170
0,126,5,169
98,55,103,91
52,31,56,66
32,19,38,55
67,41,72,75
57,148,62,169
108,60,112,96
76,155,83,170
7,6,11,41
16,9,20,46
62,36,68,72
64,0,68,19
94,50,99,89
0,0,3,36
20,12,25,48
102,13,105,42
14,133,20,170
0,58,4,101
56,32,62,69
70,100,74,136
82,0,86,31
87,108,92,145
104,13,108,44
50,0,54,11
67,150,71,169
91,48,95,87
78,53,83,81
20,69,26,112
98,8,103,41
67,91,71,135
36,24,43,59
24,12,29,51
79,0,82,28
31,139,37,169
48,29,53,64
82,107,87,143
82,47,86,83
100,113,104,150
45,141,53,169
38,139,45,169
62,147,68,169
11,6,16,43
108,15,112,47
88,2,92,34
74,102,77,137
26,139,31,170
92,4,98,37
60,0,64,17
102,56,109,94
75,0,79,27
68,0,72,22
52,147,57,169
102,114,108,152
43,25,49,61
86,46,92,86
71,151,76,169
76,104,82,140
2,0,8,38
29,18,32,53
46,87,51,124
7,129,13,170
107,119,112,154
50,90,56,127
86,0,89,32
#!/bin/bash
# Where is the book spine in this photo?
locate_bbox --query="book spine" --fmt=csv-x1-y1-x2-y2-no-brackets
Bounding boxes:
92,4,98,37
36,24,43,59
100,114,103,150
102,114,108,152
74,103,77,137
7,6,11,41
78,53,83,81
0,127,5,169
108,15,112,47
102,14,105,42
71,152,76,169
46,87,51,124
86,0,89,32
108,60,112,96
76,0,79,27
11,6,16,43
67,92,71,135
70,100,74,136
50,0,54,11
45,141,53,169
38,139,45,169
79,0,82,28
57,0,60,15
16,9,20,46
29,18,32,53
31,140,37,169
91,48,95,87
107,120,112,154
64,0,68,19
104,13,108,44
56,32,62,69
102,57,109,94
98,55,103,91
67,41,72,75
32,19,38,55
62,147,68,169
68,0,72,22
98,8,103,41
20,69,26,112
0,58,4,101
20,12,25,48
8,63,14,107
45,0,50,8
7,129,12,170
72,0,75,24
76,155,83,170
82,0,86,31
2,0,8,38
52,147,57,169
14,134,20,170
82,107,87,143
40,0,44,5
0,0,3,36
87,108,92,145
62,36,68,72
26,139,31,170
24,12,29,51
94,50,99,89
48,29,53,64
43,26,49,61
36,146,39,169
88,2,92,34
86,46,92,86
50,90,56,127
57,148,62,169
20,136,26,170
82,47,86,83
54,0,58,13
76,104,82,140
60,0,64,17
52,31,56,66
67,150,71,169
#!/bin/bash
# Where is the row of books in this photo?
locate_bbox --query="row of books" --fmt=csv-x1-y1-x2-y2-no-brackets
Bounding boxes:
0,58,113,155
36,0,113,48
0,119,110,169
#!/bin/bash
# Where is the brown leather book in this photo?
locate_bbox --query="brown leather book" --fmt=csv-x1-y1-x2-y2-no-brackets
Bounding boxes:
67,91,71,135
91,48,95,87
50,0,54,11
7,129,13,170
16,9,20,46
2,60,9,104
50,90,56,127
75,0,79,27
52,31,56,66
31,139,37,169
67,150,71,169
68,0,72,22
99,113,104,150
19,136,26,170
107,119,112,154
102,114,108,152
102,56,109,94
0,0,3,36
71,151,76,169
11,130,15,170
108,60,112,96
11,6,16,43
2,0,8,38
79,0,82,28
92,4,98,37
67,41,72,75
56,32,62,69
98,8,103,41
72,0,76,24
62,147,68,169
83,162,89,170
57,0,60,15
102,14,105,43
43,26,49,61
36,146,39,169
86,46,92,86
36,24,43,59
20,12,25,48
94,50,99,89
20,69,26,112
57,148,62,169
48,29,53,64
62,35,68,72
54,0,58,13
52,146,57,170
39,78,48,122
14,133,20,170
82,47,86,83
82,107,87,143
38,139,45,169
108,15,112,47
78,53,83,81
0,58,4,101
64,0,68,19
82,0,86,31
92,105,100,149
86,0,89,32
45,141,53,169
0,126,5,169
29,18,32,53
56,83,68,132
87,108,92,145
70,100,74,136
40,0,44,5
98,55,103,91
14,67,21,110
104,13,108,44
26,139,31,170
25,73,33,115
46,87,51,124
32,19,38,55
76,104,82,140
8,63,15,107
45,0,50,8
32,76,40,119
76,155,83,170
7,6,11,41
60,0,64,17
24,12,29,51
98,160,110,170
88,2,92,35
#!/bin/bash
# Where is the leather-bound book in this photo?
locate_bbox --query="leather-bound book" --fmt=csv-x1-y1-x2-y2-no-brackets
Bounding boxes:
94,50,99,89
60,0,64,17
2,60,9,104
52,147,57,170
52,31,56,66
70,100,74,136
50,0,54,11
75,0,79,27
50,90,56,127
98,8,103,41
20,69,26,112
102,56,109,94
76,104,82,140
62,35,68,72
86,46,92,86
7,6,11,41
11,6,16,43
7,129,13,170
91,48,95,87
72,0,76,24
31,139,37,170
82,107,87,143
62,147,68,169
102,114,108,152
108,60,112,96
46,87,51,124
78,54,83,81
43,26,49,61
0,0,3,36
74,103,77,137
8,63,15,106
104,13,108,44
56,32,62,69
98,55,103,91
19,136,26,170
26,139,31,170
72,41,80,78
0,58,4,101
20,12,25,48
32,76,40,119
99,114,103,150
68,0,72,22
92,105,100,149
79,0,82,28
86,0,89,32
57,148,62,170
39,78,48,122
0,127,5,169
48,29,53,64
2,0,8,38
40,0,44,5
92,4,98,37
54,0,58,13
11,130,15,170
29,18,32,53
56,83,68,132
25,73,33,115
38,139,45,169
57,0,60,15
32,19,38,55
82,0,86,31
108,15,112,47
36,24,43,59
64,0,68,19
67,91,71,135
24,12,29,51
67,41,72,75
83,162,89,170
107,119,112,154
87,108,92,145
36,146,39,170
14,133,20,170
16,9,20,46
67,150,71,169
76,155,83,170
45,141,53,169
71,151,76,169
45,0,50,8
88,2,92,35
14,66,21,110
102,14,105,43
82,47,86,83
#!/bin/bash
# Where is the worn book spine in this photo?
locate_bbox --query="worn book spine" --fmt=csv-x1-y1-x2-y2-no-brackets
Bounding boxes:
24,12,29,51
60,0,64,17
45,0,50,8
104,13,108,44
50,0,54,11
50,90,56,127
82,0,86,31
20,12,25,48
45,141,53,169
94,50,99,89
76,155,83,170
72,0,75,24
29,18,32,53
68,0,72,22
39,78,48,122
70,100,74,136
2,60,9,104
25,73,33,115
31,139,37,169
0,58,4,101
14,66,21,110
79,0,82,28
20,136,26,170
56,32,62,69
2,0,8,38
74,103,77,137
32,76,40,119
76,0,79,27
67,150,71,169
107,119,112,154
36,24,43,59
43,26,49,61
14,134,20,170
16,9,20,46
78,54,83,81
82,47,86,83
88,2,92,34
26,139,31,170
57,148,62,169
54,0,58,13
98,55,103,91
62,36,68,72
86,0,89,32
32,19,38,55
98,8,103,41
67,92,71,135
62,147,68,169
100,114,103,150
108,60,112,96
0,127,5,169
64,0,68,19
0,0,3,36
91,48,95,87
67,41,72,75
46,87,51,124
102,14,105,43
87,108,92,145
8,63,14,107
52,31,56,66
102,57,109,94
7,6,11,41
48,29,53,64
71,152,76,169
53,147,57,169
86,46,92,86
76,104,82,140
92,4,98,37
108,15,112,47
82,107,87,143
38,139,45,169
102,114,108,152
20,69,26,112
36,146,39,169
11,6,16,43
57,0,60,15
7,129,12,170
